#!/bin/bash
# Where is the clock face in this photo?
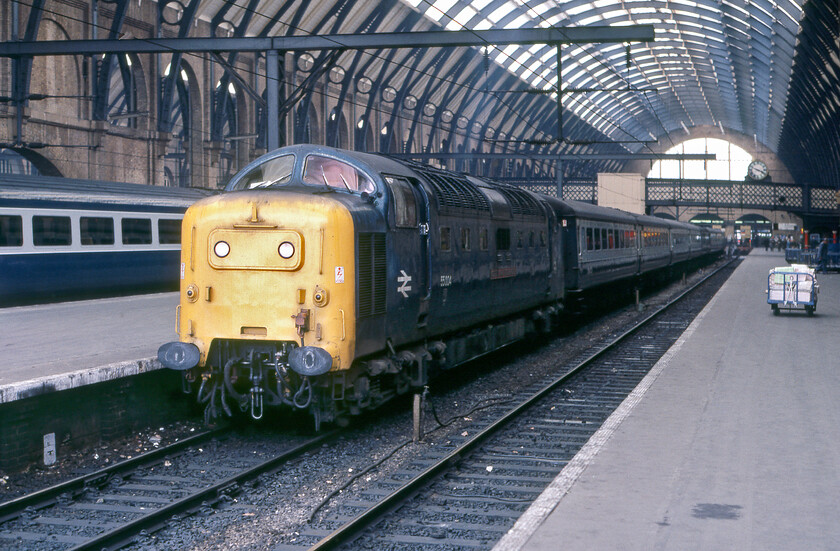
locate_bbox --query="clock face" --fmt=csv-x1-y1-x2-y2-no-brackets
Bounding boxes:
748,160,768,180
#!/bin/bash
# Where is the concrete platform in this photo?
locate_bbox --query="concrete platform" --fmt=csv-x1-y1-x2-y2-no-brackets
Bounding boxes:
0,293,177,403
495,249,840,550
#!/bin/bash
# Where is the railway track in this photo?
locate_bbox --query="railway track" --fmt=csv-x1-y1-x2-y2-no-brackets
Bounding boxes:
0,426,338,550
275,260,737,550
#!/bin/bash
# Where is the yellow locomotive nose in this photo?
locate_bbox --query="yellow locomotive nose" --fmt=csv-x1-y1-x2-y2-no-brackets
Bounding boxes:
166,190,357,417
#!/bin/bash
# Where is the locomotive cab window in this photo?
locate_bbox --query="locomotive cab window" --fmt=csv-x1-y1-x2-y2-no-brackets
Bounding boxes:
461,227,471,250
80,217,115,245
440,227,451,251
233,154,295,189
385,176,418,228
33,216,71,246
122,218,152,245
303,155,375,193
479,227,489,250
0,215,23,246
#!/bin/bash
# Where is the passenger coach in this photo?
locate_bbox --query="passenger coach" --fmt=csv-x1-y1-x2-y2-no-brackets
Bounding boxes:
0,175,210,305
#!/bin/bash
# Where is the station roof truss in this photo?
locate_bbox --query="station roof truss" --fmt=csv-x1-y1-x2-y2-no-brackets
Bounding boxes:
3,0,839,188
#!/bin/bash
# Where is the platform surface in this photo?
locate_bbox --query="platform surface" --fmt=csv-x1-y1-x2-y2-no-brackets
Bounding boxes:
496,249,840,551
0,293,177,402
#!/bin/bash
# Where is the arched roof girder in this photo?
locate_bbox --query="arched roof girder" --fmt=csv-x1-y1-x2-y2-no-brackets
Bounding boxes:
124,0,834,187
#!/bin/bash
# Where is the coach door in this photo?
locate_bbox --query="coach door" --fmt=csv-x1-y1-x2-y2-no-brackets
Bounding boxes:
384,175,430,339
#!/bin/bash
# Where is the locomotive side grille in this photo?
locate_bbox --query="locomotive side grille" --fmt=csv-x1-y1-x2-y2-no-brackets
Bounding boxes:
401,160,490,212
495,185,546,218
358,232,386,317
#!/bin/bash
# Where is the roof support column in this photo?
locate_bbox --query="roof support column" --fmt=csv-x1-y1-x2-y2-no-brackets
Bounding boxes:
266,49,280,151
556,158,564,199
556,44,563,198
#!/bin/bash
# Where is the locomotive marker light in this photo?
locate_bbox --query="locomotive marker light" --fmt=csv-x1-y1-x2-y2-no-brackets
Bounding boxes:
214,240,230,257
278,241,295,258
185,284,199,302
313,286,329,307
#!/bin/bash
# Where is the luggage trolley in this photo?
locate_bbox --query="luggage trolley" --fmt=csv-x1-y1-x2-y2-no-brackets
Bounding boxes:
767,265,819,316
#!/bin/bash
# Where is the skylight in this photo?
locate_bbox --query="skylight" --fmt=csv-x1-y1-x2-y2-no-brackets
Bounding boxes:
400,0,806,148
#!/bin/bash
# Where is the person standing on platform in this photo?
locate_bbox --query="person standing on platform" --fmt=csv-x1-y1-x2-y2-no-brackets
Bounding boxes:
816,237,828,273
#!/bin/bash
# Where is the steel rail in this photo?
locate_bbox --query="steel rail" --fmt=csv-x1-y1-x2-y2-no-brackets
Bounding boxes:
0,427,229,524
309,258,735,550
68,429,340,551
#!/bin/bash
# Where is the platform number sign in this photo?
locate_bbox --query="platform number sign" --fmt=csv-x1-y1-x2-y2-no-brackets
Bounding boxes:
335,266,344,284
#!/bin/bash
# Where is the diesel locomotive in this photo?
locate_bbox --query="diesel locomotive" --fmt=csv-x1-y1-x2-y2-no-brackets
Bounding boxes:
158,144,723,427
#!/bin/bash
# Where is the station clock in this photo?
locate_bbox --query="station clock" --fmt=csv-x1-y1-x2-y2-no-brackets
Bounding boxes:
747,160,769,181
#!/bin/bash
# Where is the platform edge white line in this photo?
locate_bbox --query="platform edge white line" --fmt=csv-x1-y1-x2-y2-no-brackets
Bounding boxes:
0,358,163,404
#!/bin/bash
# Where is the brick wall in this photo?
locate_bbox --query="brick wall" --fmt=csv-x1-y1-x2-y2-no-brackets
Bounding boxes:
0,371,197,472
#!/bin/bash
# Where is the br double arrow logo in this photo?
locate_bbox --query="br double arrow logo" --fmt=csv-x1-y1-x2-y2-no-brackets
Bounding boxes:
397,270,412,298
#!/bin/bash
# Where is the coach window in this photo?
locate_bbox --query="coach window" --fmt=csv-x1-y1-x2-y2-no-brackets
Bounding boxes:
158,219,182,244
440,227,451,251
80,217,115,245
122,218,152,245
385,176,418,228
586,227,593,251
608,229,615,249
33,216,71,246
0,215,23,246
479,227,489,250
601,228,608,250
